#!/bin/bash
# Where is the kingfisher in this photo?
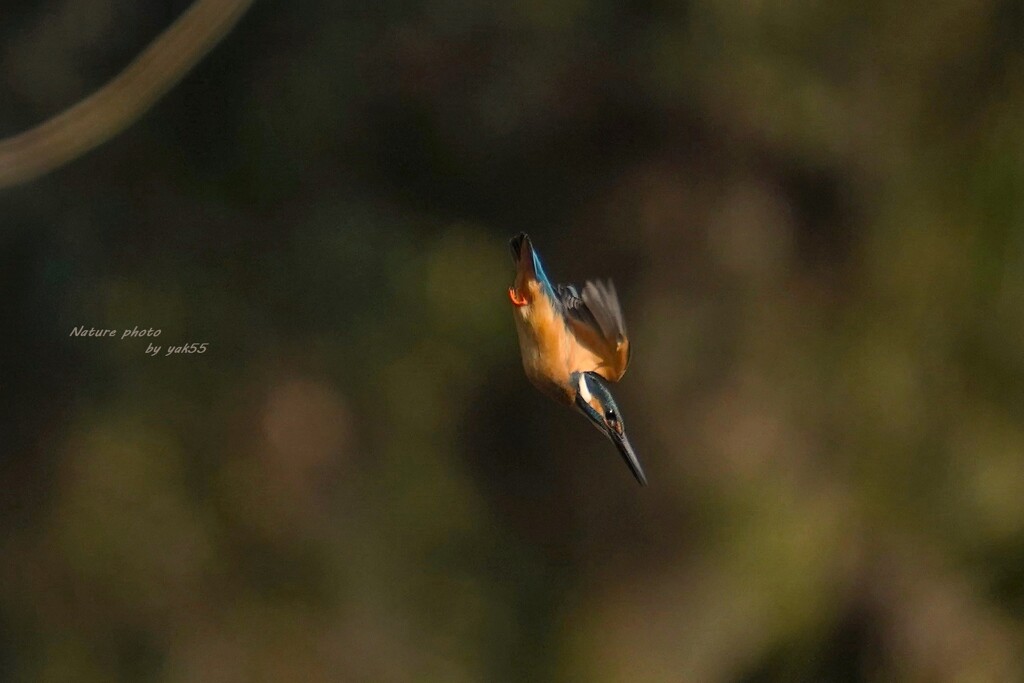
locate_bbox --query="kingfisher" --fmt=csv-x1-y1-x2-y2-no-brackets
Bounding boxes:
508,233,647,486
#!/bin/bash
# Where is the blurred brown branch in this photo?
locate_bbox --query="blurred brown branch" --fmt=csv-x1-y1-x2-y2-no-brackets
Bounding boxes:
0,0,254,189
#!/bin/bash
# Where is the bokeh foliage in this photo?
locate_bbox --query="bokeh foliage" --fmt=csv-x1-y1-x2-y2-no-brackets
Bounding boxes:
3,0,1024,680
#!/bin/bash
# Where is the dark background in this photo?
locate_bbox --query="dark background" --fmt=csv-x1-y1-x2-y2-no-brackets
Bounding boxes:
3,0,1024,680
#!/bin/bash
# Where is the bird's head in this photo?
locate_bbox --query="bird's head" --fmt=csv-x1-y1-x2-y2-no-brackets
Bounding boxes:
571,371,647,486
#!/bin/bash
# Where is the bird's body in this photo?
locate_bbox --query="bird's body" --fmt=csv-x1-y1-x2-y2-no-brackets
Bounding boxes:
510,273,585,404
508,233,646,485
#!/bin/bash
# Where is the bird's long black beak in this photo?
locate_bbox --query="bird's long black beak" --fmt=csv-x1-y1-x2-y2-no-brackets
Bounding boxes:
611,429,647,486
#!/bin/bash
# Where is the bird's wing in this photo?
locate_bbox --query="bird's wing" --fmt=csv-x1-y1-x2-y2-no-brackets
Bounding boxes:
557,280,631,382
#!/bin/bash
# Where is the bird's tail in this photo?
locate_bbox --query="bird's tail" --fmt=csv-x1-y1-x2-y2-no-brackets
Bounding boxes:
509,233,554,298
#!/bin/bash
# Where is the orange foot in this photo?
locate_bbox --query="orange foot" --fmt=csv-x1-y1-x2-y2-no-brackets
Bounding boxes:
508,286,528,307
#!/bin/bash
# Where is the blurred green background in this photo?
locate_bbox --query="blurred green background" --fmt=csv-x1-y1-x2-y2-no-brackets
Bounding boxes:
3,0,1024,680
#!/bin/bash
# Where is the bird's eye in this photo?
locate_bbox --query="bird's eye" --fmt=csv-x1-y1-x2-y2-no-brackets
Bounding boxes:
606,410,617,422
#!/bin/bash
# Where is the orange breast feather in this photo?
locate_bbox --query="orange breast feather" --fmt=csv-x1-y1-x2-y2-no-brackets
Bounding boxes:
566,319,630,382
511,279,577,404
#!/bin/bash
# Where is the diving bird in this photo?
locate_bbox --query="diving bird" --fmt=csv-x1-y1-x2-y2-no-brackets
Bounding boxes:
508,233,646,485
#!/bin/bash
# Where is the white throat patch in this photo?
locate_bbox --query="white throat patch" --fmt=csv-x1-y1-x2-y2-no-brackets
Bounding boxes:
578,374,592,403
